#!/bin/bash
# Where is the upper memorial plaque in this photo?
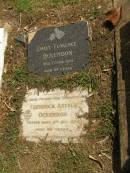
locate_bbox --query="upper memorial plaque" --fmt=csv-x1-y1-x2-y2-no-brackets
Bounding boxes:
28,21,90,75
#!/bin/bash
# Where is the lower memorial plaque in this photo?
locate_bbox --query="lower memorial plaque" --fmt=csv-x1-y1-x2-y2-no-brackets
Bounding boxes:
21,88,91,143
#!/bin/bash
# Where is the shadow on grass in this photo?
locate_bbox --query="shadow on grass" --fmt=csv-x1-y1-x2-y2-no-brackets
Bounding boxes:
111,50,120,173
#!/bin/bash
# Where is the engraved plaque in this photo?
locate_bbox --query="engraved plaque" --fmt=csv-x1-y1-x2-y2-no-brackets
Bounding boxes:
28,22,90,76
0,28,8,88
21,88,91,143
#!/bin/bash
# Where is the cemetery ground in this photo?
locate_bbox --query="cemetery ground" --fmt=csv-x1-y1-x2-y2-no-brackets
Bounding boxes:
0,0,118,173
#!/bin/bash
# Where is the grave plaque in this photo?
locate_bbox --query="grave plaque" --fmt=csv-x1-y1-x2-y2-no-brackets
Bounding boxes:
21,88,91,143
0,28,8,88
28,21,90,75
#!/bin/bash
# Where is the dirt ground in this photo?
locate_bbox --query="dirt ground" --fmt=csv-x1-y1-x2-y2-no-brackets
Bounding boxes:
0,0,116,173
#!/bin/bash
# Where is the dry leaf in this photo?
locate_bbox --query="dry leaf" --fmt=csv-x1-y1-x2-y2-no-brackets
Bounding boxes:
105,6,122,26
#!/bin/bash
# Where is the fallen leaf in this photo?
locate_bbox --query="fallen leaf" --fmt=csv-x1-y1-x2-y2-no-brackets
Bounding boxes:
105,6,122,26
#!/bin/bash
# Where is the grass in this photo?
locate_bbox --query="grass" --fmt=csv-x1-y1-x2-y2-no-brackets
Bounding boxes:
89,7,101,20
96,100,113,119
95,100,116,137
52,147,93,173
49,0,80,6
0,110,21,172
0,170,10,173
0,84,25,172
15,0,81,12
9,65,99,91
17,0,32,12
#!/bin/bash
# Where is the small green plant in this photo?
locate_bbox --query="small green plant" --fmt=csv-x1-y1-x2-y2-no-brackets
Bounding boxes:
0,105,22,172
95,100,115,137
96,100,113,119
0,170,10,173
89,7,101,20
52,148,93,173
97,118,115,137
17,0,31,12
49,0,80,6
11,66,33,87
9,65,99,91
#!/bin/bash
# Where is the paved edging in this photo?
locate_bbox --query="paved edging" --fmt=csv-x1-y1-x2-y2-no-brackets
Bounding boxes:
115,28,128,169
115,0,130,170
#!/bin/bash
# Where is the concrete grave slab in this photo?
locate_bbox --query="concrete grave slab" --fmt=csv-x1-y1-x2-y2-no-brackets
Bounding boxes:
0,28,8,88
21,88,91,143
28,21,90,76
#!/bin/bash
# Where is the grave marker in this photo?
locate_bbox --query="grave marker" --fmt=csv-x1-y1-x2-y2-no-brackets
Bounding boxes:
0,28,8,89
21,88,91,143
28,21,90,75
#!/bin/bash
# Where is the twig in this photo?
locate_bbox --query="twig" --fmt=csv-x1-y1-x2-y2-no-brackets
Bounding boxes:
3,100,15,112
18,12,22,31
97,136,109,145
102,68,111,72
17,159,22,170
89,155,103,169
100,152,112,161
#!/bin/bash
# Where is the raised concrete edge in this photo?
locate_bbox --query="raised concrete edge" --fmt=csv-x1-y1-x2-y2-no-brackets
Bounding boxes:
115,0,130,169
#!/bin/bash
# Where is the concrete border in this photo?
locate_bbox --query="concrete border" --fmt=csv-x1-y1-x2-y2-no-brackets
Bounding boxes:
115,0,130,170
115,27,128,169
